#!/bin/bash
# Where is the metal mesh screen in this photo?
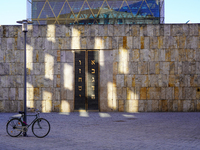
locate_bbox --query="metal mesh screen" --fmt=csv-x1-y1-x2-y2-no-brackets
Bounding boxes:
27,0,165,25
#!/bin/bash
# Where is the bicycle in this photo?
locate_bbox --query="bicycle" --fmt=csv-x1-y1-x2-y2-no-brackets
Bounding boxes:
6,108,50,138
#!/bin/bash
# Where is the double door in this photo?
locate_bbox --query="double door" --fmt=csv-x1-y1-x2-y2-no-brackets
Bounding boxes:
74,50,99,111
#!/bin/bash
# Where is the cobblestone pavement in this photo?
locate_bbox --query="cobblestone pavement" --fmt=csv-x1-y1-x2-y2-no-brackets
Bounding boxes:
0,112,200,150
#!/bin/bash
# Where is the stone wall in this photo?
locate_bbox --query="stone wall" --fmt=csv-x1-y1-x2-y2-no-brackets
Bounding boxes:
0,24,200,112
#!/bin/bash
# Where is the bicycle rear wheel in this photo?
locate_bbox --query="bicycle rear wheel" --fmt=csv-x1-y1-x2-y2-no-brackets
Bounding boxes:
6,118,22,137
32,118,50,138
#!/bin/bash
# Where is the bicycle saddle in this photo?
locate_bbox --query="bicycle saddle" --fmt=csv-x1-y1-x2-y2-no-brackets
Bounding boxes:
18,111,24,114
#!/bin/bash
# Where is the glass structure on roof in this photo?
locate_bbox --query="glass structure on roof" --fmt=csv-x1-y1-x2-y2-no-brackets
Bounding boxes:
27,0,164,25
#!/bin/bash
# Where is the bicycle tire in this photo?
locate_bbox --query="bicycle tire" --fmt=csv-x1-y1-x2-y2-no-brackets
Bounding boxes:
32,118,50,138
6,118,22,137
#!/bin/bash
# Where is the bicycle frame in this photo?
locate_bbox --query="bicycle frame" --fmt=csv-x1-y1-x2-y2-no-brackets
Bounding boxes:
12,113,40,131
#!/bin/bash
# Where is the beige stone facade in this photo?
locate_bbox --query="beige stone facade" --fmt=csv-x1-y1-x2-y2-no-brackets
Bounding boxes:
0,24,200,112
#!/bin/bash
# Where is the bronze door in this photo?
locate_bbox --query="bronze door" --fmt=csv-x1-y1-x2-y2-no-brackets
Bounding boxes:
74,50,99,111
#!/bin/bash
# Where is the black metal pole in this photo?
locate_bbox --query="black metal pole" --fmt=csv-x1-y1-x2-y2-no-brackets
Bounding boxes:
23,31,27,136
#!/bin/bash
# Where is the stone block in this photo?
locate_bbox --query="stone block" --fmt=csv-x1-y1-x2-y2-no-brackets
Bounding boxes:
44,38,53,50
126,36,132,49
169,62,176,75
172,25,183,36
8,88,16,100
178,49,186,61
67,88,73,100
140,49,150,61
179,36,186,49
90,25,98,36
147,87,161,100
54,75,61,88
189,24,199,36
160,24,164,36
150,37,158,49
82,25,89,36
108,25,113,36
125,25,131,36
174,87,182,100
55,25,65,37
54,88,60,101
131,25,140,36
61,37,71,49
60,51,65,63
16,88,23,100
138,100,147,112
149,75,158,87
166,87,174,100
126,100,139,112
190,75,198,87
46,25,56,38
103,36,112,49
160,62,169,74
186,49,195,61
155,49,165,61
160,87,165,99
116,75,124,87
195,49,200,61
134,75,142,87
118,100,124,112
158,36,164,49
114,25,124,36
4,100,18,112
164,25,171,36
133,37,140,49
80,36,87,49
152,100,159,112
147,25,154,36
131,49,139,61
32,75,44,87
183,100,190,112
65,51,74,63
197,100,200,112
171,49,179,61
1,38,7,50
140,25,147,36
112,37,118,49
161,100,168,112
33,87,42,100
126,75,132,87
127,87,135,100
149,62,159,74
0,100,5,112
52,100,60,112
129,62,138,74
97,25,105,36
138,62,148,74
0,88,8,100
2,26,9,38
15,76,23,88
177,100,183,112
86,37,95,49
165,36,178,49
117,87,126,100
140,87,147,100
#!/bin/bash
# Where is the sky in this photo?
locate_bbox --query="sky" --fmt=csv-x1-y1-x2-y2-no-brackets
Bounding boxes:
0,0,200,25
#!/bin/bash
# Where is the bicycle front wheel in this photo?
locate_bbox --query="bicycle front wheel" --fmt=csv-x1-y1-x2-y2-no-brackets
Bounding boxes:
6,118,22,137
32,118,50,138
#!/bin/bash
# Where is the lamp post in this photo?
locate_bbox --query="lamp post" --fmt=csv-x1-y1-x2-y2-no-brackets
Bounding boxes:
16,20,32,136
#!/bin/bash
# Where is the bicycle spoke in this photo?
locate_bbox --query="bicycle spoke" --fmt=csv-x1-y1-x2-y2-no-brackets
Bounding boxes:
6,118,22,137
32,118,50,138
